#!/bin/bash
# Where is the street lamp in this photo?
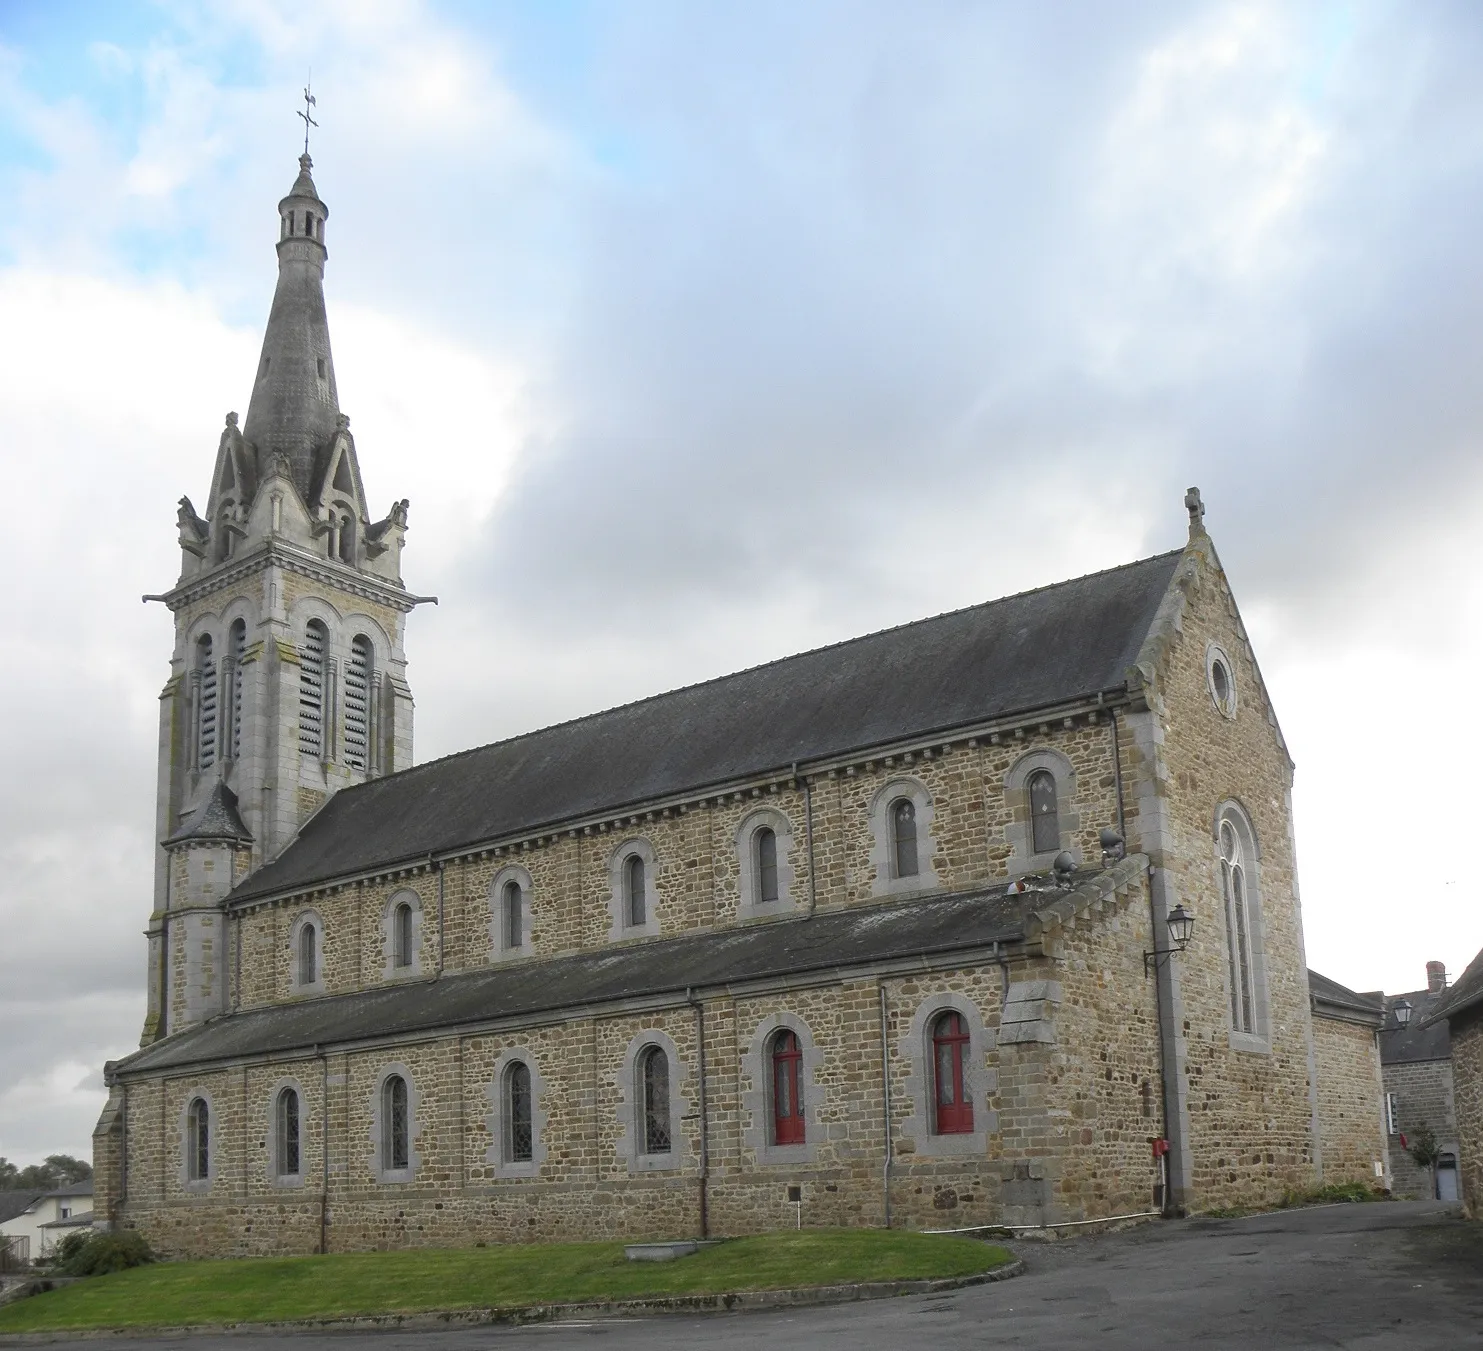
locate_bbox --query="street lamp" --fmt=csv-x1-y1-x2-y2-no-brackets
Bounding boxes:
1144,904,1195,976
1392,998,1413,1029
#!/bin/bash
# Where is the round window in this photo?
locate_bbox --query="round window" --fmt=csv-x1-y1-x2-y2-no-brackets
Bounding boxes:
1206,645,1237,719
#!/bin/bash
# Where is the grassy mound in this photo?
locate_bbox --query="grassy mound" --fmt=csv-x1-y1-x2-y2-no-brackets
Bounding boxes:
0,1229,1013,1333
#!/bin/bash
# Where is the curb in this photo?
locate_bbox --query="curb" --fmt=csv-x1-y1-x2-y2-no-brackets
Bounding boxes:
0,1259,1024,1343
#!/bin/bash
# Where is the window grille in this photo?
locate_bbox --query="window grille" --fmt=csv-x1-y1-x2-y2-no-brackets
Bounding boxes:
932,1011,973,1135
187,1097,210,1180
297,921,317,987
503,880,523,950
505,1061,533,1163
1028,770,1059,854
891,799,918,878
392,903,413,968
625,855,647,928
1385,1092,1398,1136
344,635,372,771
195,635,218,770
276,1087,301,1178
298,621,327,757
228,620,246,760
755,827,779,904
640,1046,671,1155
771,1030,805,1146
1220,820,1257,1034
383,1075,409,1171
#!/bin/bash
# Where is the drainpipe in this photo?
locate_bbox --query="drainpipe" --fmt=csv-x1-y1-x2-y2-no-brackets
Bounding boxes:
1109,707,1127,838
433,856,446,976
319,1045,330,1254
687,988,710,1239
879,983,892,1229
1148,864,1178,1217
799,764,817,918
995,941,1012,1012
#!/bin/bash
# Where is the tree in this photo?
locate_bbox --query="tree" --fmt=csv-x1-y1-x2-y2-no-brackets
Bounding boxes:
0,1154,92,1191
1407,1124,1443,1198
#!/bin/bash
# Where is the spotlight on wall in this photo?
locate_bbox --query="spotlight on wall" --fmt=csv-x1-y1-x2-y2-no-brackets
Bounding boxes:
1099,828,1126,864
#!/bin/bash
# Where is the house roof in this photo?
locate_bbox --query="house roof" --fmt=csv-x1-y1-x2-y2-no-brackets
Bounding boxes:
166,780,252,847
230,550,1183,904
1383,988,1453,1063
46,1181,93,1199
0,1192,44,1225
117,873,1087,1077
1423,945,1483,1030
1308,969,1384,1027
40,1212,94,1230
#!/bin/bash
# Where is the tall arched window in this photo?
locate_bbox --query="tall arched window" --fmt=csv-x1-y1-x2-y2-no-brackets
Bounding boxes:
392,902,413,969
343,634,373,771
931,1011,973,1135
187,1097,210,1181
382,1074,409,1171
640,1046,671,1155
1028,770,1059,854
771,1029,805,1146
503,880,523,950
298,620,327,758
891,798,918,878
297,921,317,987
504,1061,533,1163
227,619,246,760
625,855,647,928
275,1087,301,1179
754,827,779,905
1220,820,1256,1034
195,635,218,770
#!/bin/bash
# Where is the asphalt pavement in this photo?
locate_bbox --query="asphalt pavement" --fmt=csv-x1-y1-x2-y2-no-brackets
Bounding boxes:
11,1200,1483,1350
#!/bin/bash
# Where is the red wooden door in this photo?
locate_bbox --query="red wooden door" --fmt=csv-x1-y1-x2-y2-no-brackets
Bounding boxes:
933,1012,974,1134
773,1030,805,1145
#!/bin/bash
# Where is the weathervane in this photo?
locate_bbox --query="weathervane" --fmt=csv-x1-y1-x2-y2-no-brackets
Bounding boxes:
298,78,318,155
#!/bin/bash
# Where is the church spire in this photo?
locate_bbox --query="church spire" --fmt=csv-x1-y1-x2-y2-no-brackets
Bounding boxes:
241,151,340,503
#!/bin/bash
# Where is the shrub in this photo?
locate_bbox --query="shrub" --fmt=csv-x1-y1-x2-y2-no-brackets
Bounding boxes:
61,1230,155,1276
49,1231,91,1269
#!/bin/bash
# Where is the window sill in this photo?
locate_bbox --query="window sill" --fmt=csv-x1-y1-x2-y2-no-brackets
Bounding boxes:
1228,1031,1271,1056
755,1142,817,1167
908,1128,991,1159
373,1168,417,1185
630,1152,681,1174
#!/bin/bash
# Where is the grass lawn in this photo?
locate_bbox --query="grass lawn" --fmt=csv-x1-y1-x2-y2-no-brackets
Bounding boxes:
0,1229,1013,1333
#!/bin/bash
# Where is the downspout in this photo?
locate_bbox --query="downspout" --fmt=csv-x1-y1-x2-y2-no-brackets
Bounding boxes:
1110,707,1127,838
799,764,817,918
319,1045,329,1255
995,941,1011,1012
879,983,892,1229
233,912,242,1012
1148,865,1174,1217
688,988,710,1239
433,856,446,977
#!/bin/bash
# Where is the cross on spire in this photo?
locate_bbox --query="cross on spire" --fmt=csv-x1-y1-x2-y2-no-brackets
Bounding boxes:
298,79,318,155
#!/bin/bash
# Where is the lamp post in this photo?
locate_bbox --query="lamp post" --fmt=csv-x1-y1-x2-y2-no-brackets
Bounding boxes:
1144,904,1195,976
1392,998,1413,1028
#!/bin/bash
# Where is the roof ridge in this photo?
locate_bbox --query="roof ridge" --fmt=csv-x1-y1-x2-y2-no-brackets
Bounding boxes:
329,548,1186,801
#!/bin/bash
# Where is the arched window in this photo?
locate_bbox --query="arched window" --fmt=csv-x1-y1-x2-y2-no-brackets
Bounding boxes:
931,1011,973,1135
298,620,327,758
1028,770,1059,854
195,635,218,770
275,1087,301,1179
503,880,523,950
1220,820,1256,1034
504,1061,533,1164
891,798,918,879
639,1046,671,1155
297,920,317,987
754,827,779,905
625,855,647,928
186,1097,210,1181
771,1029,805,1146
343,634,373,771
382,1074,409,1172
392,902,413,969
227,619,246,760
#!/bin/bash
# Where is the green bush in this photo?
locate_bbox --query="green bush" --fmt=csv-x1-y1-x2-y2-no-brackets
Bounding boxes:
49,1231,92,1269
61,1231,155,1277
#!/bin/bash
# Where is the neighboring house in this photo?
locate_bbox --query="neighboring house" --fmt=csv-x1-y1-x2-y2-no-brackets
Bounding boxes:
1423,953,1483,1216
1307,970,1388,1189
0,1182,94,1262
1381,962,1461,1202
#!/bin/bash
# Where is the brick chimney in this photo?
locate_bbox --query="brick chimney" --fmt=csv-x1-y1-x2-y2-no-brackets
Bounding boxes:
1427,961,1448,993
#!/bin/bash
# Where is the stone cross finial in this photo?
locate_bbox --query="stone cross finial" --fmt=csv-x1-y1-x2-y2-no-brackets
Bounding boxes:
1184,486,1205,537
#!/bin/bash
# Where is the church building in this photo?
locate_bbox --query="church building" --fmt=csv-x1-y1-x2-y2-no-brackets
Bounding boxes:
93,153,1367,1257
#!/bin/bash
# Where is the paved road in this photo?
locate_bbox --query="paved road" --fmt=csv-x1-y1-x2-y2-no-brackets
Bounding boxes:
16,1202,1483,1350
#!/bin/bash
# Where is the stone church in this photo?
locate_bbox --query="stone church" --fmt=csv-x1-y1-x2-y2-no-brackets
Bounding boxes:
92,153,1379,1257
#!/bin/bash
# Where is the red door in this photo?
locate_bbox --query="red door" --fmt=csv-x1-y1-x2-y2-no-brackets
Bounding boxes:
773,1030,805,1145
933,1012,974,1134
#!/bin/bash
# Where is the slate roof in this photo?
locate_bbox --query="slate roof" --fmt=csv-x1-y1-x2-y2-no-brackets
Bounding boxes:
0,1192,44,1225
1383,988,1453,1063
118,877,1062,1077
166,781,252,847
1308,969,1384,1026
231,551,1182,903
1423,945,1483,1030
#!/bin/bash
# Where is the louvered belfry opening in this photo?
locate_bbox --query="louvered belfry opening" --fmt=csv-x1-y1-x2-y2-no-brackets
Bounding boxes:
195,635,218,770
298,621,327,758
344,634,372,771
227,619,246,760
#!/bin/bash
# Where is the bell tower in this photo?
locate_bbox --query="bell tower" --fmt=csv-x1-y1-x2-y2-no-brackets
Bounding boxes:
142,151,420,1044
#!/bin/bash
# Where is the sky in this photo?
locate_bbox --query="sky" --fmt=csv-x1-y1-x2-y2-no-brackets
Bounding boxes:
1,0,1480,1166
